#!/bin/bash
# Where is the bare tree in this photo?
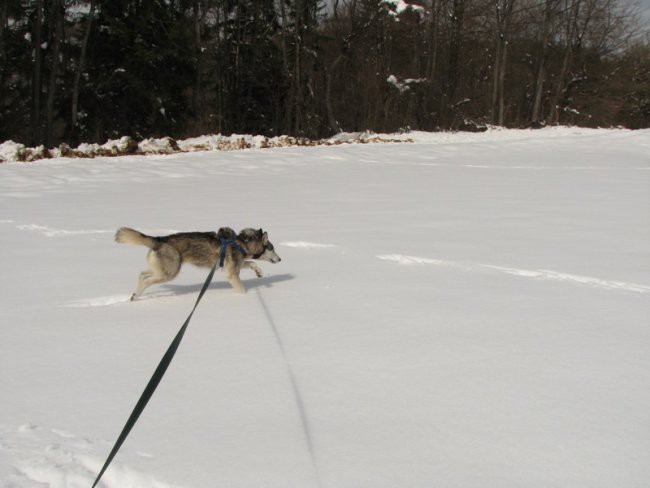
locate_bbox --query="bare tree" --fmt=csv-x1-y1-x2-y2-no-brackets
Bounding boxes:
31,0,43,144
531,0,560,125
0,2,7,71
491,0,516,126
426,0,443,82
441,0,466,127
548,0,582,124
46,0,64,146
71,0,96,142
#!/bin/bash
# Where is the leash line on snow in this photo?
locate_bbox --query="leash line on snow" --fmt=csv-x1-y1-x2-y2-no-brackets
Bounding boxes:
255,289,324,488
91,262,218,488
92,267,320,488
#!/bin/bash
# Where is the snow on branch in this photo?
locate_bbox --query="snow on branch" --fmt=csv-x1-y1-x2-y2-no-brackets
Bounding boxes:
381,0,425,20
387,75,428,93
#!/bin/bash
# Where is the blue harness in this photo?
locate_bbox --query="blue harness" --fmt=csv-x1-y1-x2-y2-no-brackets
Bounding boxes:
219,237,248,268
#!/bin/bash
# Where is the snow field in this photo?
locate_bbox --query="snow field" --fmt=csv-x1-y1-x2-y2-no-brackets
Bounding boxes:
0,127,649,488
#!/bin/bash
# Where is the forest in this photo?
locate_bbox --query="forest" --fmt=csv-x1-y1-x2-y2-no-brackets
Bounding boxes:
1,0,649,147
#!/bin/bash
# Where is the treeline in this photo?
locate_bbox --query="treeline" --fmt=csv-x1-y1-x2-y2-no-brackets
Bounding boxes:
1,0,649,147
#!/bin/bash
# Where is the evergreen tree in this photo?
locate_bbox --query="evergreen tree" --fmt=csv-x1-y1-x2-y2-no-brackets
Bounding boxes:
217,0,287,135
0,1,32,144
81,0,195,141
0,0,648,147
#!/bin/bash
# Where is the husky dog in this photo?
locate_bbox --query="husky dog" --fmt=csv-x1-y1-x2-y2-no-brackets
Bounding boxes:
115,226,281,300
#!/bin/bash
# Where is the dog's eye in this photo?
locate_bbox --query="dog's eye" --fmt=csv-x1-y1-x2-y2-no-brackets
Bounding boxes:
268,244,274,251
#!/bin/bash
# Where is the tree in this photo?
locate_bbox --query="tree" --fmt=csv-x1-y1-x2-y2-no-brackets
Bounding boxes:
490,0,516,126
281,0,326,136
530,0,560,125
31,0,43,144
0,0,648,148
70,0,96,144
216,0,287,135
81,0,195,141
441,0,466,128
45,0,64,146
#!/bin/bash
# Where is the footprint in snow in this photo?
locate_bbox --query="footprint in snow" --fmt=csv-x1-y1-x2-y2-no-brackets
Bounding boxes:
63,295,133,308
63,291,176,308
0,424,178,488
16,224,114,237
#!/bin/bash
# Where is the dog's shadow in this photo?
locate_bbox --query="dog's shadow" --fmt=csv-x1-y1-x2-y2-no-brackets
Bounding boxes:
162,273,295,297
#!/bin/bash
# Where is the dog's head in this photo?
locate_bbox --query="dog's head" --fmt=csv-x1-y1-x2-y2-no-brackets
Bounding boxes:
239,228,281,263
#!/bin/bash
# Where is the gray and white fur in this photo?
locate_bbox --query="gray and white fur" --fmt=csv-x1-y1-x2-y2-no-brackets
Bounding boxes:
115,226,281,300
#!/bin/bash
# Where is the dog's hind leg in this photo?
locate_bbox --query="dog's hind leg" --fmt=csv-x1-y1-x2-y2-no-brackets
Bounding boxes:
131,245,181,300
131,271,153,301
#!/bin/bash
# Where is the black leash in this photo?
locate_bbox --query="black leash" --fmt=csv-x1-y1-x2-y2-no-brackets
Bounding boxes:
91,261,219,488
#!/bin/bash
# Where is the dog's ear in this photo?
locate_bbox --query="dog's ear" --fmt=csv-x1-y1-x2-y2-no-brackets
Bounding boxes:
262,231,269,245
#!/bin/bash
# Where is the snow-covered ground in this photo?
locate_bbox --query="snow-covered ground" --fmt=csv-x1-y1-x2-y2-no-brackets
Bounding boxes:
1,127,649,488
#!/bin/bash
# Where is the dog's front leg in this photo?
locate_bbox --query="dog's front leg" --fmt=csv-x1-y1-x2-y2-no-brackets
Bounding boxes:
242,260,263,278
224,265,246,293
227,275,246,293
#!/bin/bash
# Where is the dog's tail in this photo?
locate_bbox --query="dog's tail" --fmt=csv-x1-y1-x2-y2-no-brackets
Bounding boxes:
115,227,157,248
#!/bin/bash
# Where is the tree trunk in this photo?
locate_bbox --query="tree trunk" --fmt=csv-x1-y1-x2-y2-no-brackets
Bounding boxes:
71,0,96,143
46,0,64,147
491,34,502,124
531,0,557,125
0,1,7,108
491,0,515,126
0,1,7,66
427,0,439,82
192,0,206,132
425,0,441,127
441,0,465,128
279,0,294,133
325,54,344,133
284,0,307,135
32,0,43,145
214,3,223,133
497,36,509,125
548,0,581,125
